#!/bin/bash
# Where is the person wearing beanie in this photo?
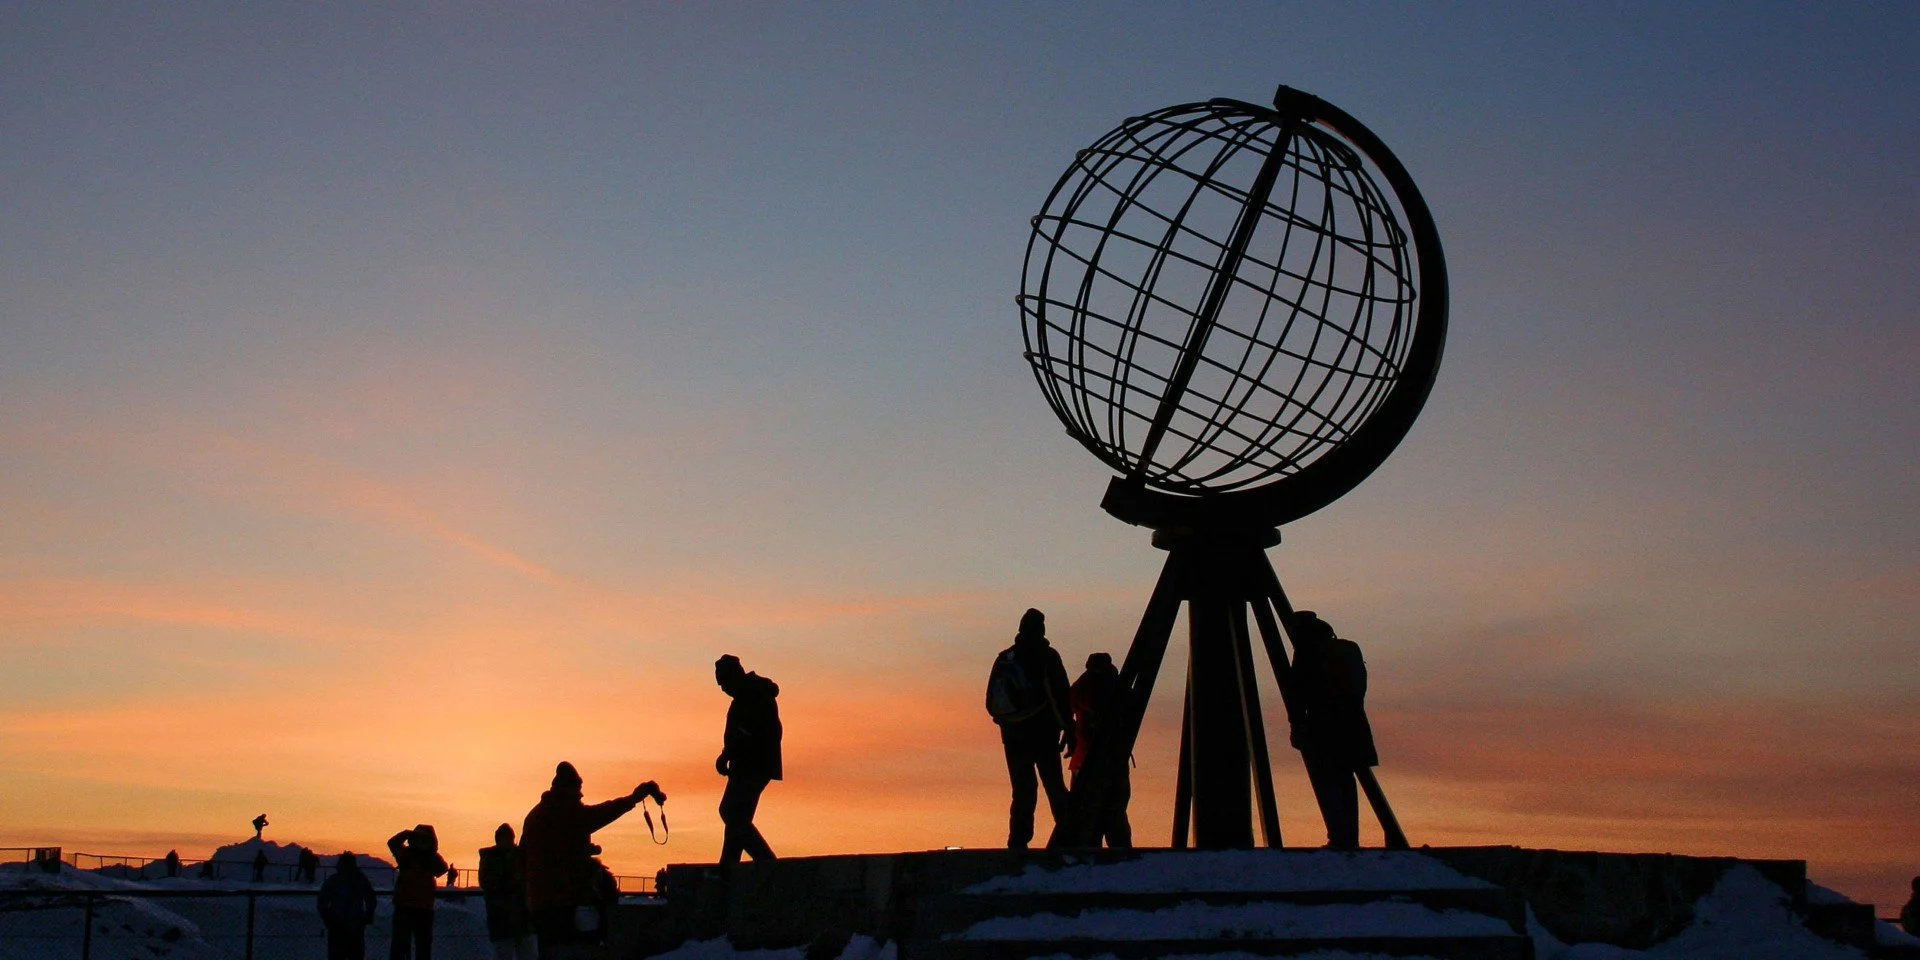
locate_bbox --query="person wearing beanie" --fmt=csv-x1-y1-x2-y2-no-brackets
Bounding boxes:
520,762,662,949
478,823,533,960
985,608,1073,849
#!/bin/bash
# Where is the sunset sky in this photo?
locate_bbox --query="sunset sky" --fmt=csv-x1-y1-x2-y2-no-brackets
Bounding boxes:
3,3,1916,909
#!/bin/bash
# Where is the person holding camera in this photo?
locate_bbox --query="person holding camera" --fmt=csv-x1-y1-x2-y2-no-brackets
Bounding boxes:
520,762,662,952
714,654,782,875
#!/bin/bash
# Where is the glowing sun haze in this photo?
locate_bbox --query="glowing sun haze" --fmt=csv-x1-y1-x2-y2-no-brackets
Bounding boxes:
2,2,1916,910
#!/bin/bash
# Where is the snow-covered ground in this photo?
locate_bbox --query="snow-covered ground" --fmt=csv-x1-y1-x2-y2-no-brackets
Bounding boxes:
10,847,1917,960
0,859,491,960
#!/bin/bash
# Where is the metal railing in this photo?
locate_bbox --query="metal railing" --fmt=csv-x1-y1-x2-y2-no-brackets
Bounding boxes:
1,848,656,894
0,888,501,960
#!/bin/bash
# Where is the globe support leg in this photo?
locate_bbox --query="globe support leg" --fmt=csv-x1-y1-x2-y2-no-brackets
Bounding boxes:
1171,676,1193,849
1187,560,1253,849
1230,594,1284,847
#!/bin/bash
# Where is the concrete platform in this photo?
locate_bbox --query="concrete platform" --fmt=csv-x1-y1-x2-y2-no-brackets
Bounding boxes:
645,846,1818,957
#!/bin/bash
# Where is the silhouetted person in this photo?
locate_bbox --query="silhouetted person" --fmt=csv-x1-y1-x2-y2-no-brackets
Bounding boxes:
253,813,269,839
987,608,1073,849
387,825,448,960
199,859,216,879
252,849,270,883
445,865,457,889
1286,611,1377,850
715,654,782,873
299,848,320,883
479,823,534,960
1902,876,1919,936
163,850,180,878
318,851,377,960
1068,651,1132,849
522,762,662,953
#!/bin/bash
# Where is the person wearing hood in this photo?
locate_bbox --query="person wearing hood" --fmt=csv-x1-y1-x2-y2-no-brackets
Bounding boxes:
386,825,448,960
317,851,377,960
986,608,1074,849
714,654,782,873
520,762,661,950
1286,611,1378,851
1068,651,1132,849
478,823,534,960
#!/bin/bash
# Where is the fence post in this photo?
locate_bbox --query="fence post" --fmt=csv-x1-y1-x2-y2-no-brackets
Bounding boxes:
245,891,256,960
80,892,94,960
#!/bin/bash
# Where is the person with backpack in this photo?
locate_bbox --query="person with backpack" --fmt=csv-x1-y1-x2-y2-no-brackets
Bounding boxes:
715,654,782,874
387,825,449,960
1068,651,1132,849
986,608,1073,849
317,851,377,960
1286,611,1378,851
479,824,534,960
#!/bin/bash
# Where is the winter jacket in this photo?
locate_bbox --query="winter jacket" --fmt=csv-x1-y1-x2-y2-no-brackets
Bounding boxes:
521,789,636,911
316,867,376,928
1289,636,1378,768
386,833,448,911
722,672,784,781
477,842,529,940
1068,662,1121,772
997,636,1072,742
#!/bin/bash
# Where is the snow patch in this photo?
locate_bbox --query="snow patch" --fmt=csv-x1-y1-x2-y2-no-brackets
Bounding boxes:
1529,865,1867,960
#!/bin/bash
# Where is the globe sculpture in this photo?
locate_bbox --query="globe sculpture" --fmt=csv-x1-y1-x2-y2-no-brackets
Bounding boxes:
1019,86,1447,850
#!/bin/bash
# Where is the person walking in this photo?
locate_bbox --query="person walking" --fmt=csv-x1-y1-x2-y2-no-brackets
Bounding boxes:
714,654,782,873
317,851,377,960
986,608,1073,849
521,762,662,952
1286,611,1378,851
1068,651,1132,849
387,825,448,960
479,824,534,960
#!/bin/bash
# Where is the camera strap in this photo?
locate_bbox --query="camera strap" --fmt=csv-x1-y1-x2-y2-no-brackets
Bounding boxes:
641,796,669,845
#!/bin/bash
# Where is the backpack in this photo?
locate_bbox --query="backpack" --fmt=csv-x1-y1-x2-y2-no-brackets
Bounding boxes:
985,647,1042,722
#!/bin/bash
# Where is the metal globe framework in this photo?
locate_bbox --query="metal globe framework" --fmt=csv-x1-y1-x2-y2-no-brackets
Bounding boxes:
1019,89,1446,527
